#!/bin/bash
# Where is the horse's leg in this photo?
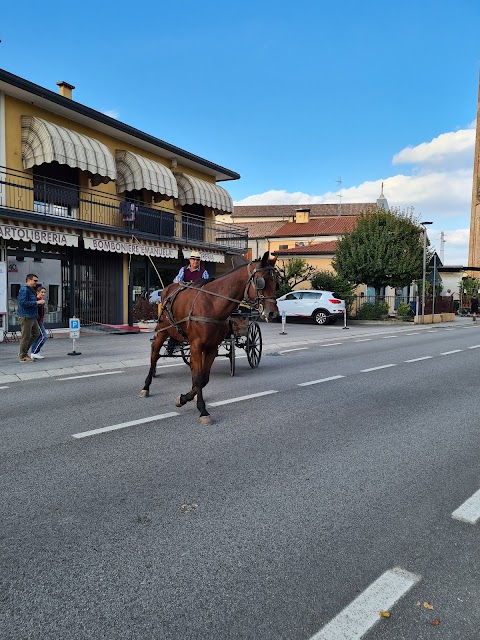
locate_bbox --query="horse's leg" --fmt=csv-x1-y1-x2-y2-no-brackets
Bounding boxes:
195,347,218,425
139,328,167,398
175,346,217,424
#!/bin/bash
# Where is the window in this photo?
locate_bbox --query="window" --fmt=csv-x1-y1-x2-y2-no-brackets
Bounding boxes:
295,242,308,247
301,292,322,299
48,284,59,308
279,244,289,250
10,284,21,299
285,292,300,300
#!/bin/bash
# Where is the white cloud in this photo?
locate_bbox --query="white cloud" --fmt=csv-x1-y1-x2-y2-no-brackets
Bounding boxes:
103,109,119,119
234,125,476,265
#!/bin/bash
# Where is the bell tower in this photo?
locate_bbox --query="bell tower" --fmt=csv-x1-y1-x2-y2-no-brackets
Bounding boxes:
468,74,480,270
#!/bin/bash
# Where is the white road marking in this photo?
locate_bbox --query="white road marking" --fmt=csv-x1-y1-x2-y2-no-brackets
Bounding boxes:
58,371,124,380
427,330,438,332
361,364,396,372
0,386,9,390
381,335,398,339
406,332,419,335
279,347,309,353
440,350,462,355
355,338,371,342
468,345,480,349
310,567,420,640
451,489,480,524
72,412,179,438
443,328,454,331
298,375,345,386
209,390,278,406
322,342,342,347
405,356,433,362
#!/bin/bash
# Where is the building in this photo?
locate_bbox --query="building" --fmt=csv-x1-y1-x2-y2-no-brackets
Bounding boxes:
468,75,480,270
0,69,247,338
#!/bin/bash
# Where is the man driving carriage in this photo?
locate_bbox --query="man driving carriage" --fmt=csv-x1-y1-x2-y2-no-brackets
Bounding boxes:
174,251,209,283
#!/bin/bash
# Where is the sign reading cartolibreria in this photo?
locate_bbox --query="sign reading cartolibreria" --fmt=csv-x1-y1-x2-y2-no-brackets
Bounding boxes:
84,238,178,258
0,223,78,247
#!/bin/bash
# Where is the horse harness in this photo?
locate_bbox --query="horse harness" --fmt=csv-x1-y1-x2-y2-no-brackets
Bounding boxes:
160,262,276,338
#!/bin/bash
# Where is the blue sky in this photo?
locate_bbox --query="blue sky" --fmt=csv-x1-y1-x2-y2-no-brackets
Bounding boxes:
2,0,480,263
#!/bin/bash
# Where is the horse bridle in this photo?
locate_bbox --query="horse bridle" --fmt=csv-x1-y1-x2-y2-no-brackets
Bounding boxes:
243,263,277,317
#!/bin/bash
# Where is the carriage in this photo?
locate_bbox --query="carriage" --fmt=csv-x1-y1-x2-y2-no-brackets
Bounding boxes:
151,309,263,377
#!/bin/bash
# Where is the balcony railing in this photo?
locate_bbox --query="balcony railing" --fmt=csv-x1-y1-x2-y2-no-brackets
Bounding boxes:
0,166,247,252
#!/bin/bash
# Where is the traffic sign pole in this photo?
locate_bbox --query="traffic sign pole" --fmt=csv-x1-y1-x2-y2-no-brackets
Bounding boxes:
68,317,82,356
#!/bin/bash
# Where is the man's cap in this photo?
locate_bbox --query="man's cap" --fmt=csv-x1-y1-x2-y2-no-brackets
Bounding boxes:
190,251,201,259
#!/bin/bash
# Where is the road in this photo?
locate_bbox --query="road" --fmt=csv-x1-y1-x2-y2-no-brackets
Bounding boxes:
2,322,480,639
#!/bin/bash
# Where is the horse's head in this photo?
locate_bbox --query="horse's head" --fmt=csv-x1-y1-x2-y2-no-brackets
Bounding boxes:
246,252,279,322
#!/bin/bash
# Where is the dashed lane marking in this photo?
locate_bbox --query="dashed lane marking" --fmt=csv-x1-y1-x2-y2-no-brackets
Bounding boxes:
310,567,421,640
405,356,433,362
406,332,419,335
468,345,480,349
361,364,396,372
298,375,345,386
354,338,371,342
72,412,180,438
0,386,9,390
451,489,480,525
58,371,124,380
279,347,309,354
209,390,278,407
440,349,463,355
321,342,342,347
381,335,398,339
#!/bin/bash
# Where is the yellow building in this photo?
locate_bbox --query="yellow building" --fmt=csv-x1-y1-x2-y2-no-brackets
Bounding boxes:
0,69,246,335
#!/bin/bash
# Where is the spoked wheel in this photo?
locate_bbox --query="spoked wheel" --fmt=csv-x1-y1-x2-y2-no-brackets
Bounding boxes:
227,336,236,377
246,321,262,368
180,343,191,366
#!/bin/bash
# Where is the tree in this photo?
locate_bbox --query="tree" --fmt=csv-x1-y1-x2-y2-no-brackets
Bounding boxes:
275,258,316,297
332,206,427,296
459,276,480,298
310,270,356,313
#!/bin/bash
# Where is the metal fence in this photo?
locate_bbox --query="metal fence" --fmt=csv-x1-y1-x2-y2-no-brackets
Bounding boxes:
0,165,248,252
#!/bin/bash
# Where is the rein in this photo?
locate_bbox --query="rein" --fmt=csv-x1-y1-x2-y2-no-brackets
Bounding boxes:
159,261,276,336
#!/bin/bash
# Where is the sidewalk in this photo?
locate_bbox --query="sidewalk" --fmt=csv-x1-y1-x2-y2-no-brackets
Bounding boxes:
0,318,471,384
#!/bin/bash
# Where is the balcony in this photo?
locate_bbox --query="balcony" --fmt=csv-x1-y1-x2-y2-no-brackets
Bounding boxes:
0,166,247,252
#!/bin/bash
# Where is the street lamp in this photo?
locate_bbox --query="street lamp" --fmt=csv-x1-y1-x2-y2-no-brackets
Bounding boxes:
420,221,433,324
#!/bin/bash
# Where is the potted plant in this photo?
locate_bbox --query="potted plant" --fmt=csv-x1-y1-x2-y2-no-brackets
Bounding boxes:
133,297,158,328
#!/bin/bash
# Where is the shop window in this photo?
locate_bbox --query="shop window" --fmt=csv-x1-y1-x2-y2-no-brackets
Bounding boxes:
49,284,59,308
10,284,20,299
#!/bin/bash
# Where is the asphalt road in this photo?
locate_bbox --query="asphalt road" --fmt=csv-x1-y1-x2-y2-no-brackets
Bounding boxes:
2,323,480,639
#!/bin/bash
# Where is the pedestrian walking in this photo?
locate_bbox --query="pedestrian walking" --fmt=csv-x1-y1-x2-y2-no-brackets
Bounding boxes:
30,285,48,359
471,293,479,322
17,273,44,362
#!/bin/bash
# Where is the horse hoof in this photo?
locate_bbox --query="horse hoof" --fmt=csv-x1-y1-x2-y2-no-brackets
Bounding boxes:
175,396,183,407
139,389,149,398
199,415,213,426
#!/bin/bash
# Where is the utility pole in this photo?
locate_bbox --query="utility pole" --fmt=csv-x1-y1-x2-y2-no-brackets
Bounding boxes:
336,177,342,216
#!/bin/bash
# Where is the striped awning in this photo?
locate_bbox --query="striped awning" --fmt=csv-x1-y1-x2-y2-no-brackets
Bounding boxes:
83,230,178,259
182,248,225,263
0,217,79,247
176,173,233,213
115,150,178,202
21,116,116,185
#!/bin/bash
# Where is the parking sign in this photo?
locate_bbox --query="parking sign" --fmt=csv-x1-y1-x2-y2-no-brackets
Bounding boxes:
69,317,80,339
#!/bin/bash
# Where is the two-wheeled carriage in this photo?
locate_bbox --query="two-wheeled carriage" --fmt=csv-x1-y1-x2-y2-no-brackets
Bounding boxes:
151,309,262,377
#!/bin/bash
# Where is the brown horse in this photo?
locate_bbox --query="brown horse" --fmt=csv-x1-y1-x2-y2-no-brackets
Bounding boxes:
140,252,279,424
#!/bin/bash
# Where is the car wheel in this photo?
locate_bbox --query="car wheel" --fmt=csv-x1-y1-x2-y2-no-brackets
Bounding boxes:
313,309,329,325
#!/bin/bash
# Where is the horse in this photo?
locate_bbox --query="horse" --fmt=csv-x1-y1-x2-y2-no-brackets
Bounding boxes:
140,252,279,424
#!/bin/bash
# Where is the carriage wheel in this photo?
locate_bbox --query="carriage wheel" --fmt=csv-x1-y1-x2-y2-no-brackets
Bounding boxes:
228,336,236,377
246,321,262,368
180,343,191,366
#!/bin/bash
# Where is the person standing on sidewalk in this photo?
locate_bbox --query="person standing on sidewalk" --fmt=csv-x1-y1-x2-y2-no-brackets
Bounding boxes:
30,286,48,360
17,274,43,363
471,294,479,322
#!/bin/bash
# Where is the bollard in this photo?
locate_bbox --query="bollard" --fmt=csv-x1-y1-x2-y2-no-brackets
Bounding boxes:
279,310,287,335
343,309,349,330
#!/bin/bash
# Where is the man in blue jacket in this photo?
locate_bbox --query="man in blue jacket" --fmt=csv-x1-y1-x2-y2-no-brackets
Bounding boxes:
17,273,43,362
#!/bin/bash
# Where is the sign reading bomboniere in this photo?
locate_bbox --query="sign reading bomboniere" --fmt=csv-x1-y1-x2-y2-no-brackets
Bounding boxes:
83,237,178,259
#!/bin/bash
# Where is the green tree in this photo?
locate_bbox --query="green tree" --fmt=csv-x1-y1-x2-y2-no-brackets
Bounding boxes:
459,276,480,298
275,258,316,297
332,206,427,296
310,270,356,314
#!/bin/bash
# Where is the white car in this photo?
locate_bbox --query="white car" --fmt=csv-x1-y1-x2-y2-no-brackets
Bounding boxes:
276,290,345,325
148,289,163,303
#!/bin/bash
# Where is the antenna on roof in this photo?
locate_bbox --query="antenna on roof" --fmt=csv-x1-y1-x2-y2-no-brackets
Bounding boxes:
336,177,343,217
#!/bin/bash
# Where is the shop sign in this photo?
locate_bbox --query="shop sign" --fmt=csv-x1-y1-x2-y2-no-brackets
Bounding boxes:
0,223,79,247
84,237,178,259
